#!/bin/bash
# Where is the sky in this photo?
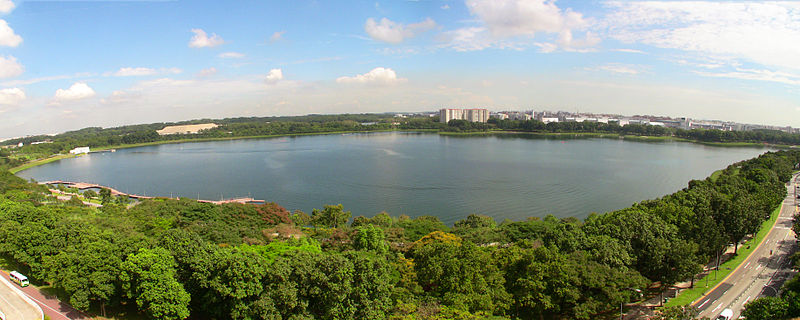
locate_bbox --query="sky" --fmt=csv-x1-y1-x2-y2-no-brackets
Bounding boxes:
0,0,799,138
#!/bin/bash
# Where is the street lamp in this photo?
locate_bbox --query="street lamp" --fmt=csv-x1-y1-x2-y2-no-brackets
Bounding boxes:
620,288,643,320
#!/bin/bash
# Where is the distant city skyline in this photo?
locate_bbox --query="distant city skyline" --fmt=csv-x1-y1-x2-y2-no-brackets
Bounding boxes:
0,0,799,138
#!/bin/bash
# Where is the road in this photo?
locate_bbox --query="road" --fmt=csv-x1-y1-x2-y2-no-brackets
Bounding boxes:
0,274,42,320
0,271,87,320
693,173,799,319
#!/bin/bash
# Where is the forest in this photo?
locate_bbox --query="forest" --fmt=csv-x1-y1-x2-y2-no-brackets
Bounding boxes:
1,146,800,319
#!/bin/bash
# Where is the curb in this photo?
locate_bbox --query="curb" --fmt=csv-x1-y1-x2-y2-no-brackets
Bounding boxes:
0,273,44,320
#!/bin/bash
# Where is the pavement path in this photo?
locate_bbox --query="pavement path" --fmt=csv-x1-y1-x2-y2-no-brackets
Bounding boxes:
693,173,800,319
0,273,42,320
0,271,87,320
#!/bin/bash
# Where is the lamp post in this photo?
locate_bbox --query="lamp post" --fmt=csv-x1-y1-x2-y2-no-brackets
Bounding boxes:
620,288,643,320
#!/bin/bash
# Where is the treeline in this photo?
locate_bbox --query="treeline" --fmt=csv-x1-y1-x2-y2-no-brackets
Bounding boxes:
489,118,800,145
1,114,439,160
6,115,800,169
0,149,798,319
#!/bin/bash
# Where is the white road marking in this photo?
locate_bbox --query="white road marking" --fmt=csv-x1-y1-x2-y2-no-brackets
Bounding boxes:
743,295,751,306
20,292,73,320
0,289,24,318
757,264,763,270
712,303,722,313
745,261,751,269
698,299,711,309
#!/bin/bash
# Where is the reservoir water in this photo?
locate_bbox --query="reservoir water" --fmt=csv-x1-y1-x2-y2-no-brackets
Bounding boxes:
17,132,771,224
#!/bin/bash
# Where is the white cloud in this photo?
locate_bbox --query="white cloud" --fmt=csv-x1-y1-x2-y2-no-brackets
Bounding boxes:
336,67,407,85
265,68,283,84
593,63,645,75
270,31,285,42
466,0,587,37
441,4,450,10
0,20,21,47
197,67,218,77
0,55,22,78
189,28,224,48
114,67,156,77
0,87,24,105
110,67,181,77
0,0,14,14
603,2,800,71
54,82,95,102
218,52,245,59
443,0,596,52
613,48,646,54
695,68,800,87
365,17,437,43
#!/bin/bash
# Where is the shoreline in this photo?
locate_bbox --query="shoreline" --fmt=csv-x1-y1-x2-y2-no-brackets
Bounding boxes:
9,129,783,174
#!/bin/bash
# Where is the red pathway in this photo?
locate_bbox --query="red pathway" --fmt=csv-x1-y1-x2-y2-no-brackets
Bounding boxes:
0,270,89,320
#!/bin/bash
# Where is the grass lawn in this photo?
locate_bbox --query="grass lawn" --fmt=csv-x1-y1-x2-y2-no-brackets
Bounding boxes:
9,154,78,174
664,205,782,307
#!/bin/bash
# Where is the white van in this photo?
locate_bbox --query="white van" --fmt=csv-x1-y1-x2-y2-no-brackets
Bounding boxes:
717,308,733,320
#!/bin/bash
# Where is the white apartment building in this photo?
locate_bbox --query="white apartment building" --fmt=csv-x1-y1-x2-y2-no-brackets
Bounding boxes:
440,108,489,123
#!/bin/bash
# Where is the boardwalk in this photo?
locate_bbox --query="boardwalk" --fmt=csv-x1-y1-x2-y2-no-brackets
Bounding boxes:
41,180,265,205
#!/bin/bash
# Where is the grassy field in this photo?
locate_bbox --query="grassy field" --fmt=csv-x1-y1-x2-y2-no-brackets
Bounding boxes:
664,205,783,307
8,154,79,174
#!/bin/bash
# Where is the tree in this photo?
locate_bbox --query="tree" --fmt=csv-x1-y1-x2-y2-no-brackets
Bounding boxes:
120,247,190,320
83,190,97,199
353,225,388,254
654,306,700,320
311,204,351,228
43,239,123,316
413,239,510,313
742,296,788,320
99,188,112,204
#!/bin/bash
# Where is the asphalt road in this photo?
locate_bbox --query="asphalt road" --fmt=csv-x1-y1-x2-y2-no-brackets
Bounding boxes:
694,173,799,319
0,275,42,320
0,270,87,320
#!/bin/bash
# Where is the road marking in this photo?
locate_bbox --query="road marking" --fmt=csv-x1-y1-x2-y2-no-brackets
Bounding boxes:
784,233,790,240
743,295,751,306
21,292,73,320
712,303,722,313
0,289,24,318
745,261,751,269
767,240,771,244
757,264,763,270
697,299,711,309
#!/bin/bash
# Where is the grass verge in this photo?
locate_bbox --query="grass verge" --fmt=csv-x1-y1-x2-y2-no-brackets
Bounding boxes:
664,205,782,307
9,154,78,174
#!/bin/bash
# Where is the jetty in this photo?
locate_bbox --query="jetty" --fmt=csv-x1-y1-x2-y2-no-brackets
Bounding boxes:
41,180,266,205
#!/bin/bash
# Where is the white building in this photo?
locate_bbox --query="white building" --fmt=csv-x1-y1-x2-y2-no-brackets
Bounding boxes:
440,108,489,123
69,147,90,154
541,117,559,124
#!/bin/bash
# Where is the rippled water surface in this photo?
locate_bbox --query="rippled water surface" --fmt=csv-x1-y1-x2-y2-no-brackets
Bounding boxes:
18,132,771,224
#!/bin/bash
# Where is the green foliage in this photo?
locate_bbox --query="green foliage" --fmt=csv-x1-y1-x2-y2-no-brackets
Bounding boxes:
654,306,700,320
238,237,322,263
742,296,789,320
311,204,351,228
121,247,190,320
397,215,449,242
353,224,389,254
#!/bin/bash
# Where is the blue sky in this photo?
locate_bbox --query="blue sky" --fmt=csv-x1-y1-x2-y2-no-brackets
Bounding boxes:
0,0,799,138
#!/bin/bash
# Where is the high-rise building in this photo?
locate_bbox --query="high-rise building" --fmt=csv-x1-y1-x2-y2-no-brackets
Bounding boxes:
440,108,489,123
